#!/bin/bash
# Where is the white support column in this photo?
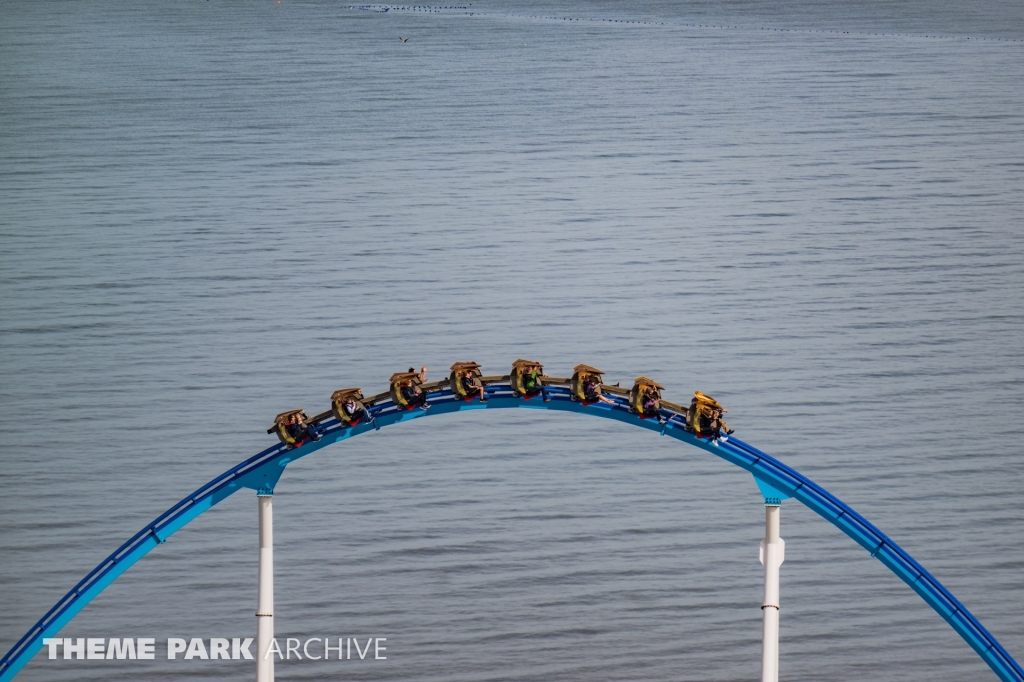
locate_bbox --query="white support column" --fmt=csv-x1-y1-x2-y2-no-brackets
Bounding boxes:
257,494,274,682
760,504,784,682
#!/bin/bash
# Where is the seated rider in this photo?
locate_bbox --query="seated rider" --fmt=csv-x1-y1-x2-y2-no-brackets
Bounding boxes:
697,406,715,436
461,369,487,402
341,396,371,424
285,413,319,447
713,407,734,436
640,386,659,416
629,377,665,422
521,364,551,402
687,395,733,438
401,366,430,410
582,374,615,405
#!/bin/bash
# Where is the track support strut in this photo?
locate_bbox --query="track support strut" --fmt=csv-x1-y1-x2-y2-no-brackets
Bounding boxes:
257,494,274,682
760,504,784,682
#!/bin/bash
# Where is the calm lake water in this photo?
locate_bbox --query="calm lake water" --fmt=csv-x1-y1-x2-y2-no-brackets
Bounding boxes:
1,1,1023,680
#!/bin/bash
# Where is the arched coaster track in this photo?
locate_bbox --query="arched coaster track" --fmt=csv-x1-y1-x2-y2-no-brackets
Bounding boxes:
1,377,1021,681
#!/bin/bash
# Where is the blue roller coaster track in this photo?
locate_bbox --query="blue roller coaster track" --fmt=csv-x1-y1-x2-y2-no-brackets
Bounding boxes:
1,379,1021,681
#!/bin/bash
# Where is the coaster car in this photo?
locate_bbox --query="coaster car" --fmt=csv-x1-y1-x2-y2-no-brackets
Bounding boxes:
629,376,664,418
570,364,606,404
268,409,317,449
390,370,428,410
686,391,727,437
510,358,545,399
450,361,485,401
331,388,369,426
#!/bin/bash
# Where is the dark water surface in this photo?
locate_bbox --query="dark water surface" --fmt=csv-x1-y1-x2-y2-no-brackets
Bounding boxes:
2,1,1023,681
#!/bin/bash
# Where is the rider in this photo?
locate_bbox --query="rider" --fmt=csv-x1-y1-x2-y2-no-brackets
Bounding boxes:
640,386,659,416
713,407,734,436
582,374,614,405
461,369,487,402
521,364,551,402
341,396,372,424
687,396,732,438
401,366,430,410
286,412,320,447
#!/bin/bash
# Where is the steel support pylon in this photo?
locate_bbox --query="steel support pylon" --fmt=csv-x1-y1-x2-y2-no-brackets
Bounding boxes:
257,494,274,682
760,504,784,682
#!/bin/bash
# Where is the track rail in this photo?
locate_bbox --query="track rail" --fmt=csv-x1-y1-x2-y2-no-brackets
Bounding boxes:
1,381,1021,681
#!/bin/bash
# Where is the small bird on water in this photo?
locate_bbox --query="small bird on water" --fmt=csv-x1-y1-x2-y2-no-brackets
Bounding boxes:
399,37,409,43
